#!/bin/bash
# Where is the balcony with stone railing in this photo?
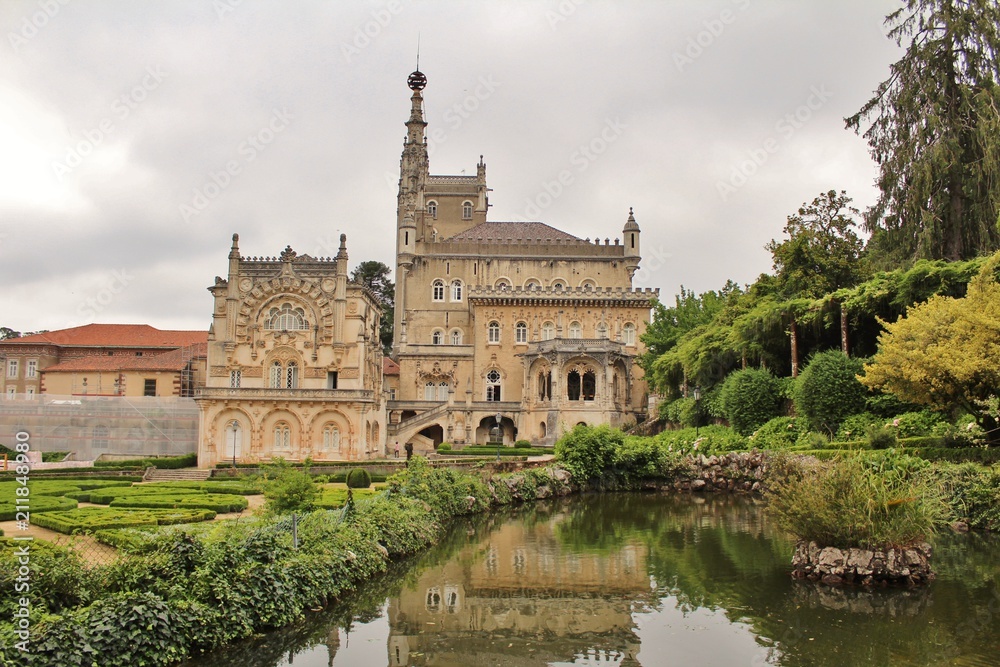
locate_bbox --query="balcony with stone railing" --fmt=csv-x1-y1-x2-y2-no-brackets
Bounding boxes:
197,387,376,402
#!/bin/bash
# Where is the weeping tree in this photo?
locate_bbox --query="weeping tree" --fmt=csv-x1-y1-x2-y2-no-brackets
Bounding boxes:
846,0,1000,265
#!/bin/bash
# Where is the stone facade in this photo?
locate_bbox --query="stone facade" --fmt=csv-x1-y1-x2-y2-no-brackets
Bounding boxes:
196,234,386,467
388,70,657,451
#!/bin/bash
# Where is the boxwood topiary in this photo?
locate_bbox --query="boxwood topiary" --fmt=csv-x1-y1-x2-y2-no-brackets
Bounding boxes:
794,349,867,436
346,468,372,489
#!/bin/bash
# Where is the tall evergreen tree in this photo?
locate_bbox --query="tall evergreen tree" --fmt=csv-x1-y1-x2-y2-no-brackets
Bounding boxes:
846,0,1000,264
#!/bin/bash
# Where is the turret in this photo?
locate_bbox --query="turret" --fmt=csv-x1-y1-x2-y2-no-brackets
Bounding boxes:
623,207,641,281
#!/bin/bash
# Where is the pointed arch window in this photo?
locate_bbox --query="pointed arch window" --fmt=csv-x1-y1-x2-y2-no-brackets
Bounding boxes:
567,370,581,401
424,381,436,401
450,329,463,345
438,381,449,401
432,330,443,345
270,361,283,388
285,362,299,388
582,370,596,401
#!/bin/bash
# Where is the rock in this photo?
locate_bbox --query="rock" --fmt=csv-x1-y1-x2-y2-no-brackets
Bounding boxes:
690,479,707,491
821,573,844,586
950,521,969,533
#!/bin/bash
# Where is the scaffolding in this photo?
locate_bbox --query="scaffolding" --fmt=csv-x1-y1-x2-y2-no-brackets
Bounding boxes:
0,394,198,460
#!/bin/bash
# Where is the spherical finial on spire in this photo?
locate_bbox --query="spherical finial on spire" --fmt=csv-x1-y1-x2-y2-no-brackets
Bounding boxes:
407,70,427,91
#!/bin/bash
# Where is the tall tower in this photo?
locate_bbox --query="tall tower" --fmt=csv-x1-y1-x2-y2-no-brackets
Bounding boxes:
393,69,429,357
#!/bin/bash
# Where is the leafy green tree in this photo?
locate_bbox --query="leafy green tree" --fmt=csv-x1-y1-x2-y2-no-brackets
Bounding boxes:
718,368,783,436
0,328,21,340
640,283,736,363
846,0,1000,264
261,460,318,515
794,350,867,436
765,190,866,298
555,424,622,482
861,254,1000,430
351,261,394,354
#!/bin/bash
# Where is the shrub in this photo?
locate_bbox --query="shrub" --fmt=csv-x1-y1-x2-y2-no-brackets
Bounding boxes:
719,368,783,436
437,443,452,452
749,417,806,450
614,437,691,481
263,466,318,515
866,424,898,449
795,431,830,450
891,410,948,438
836,412,881,441
766,453,948,549
793,350,867,436
346,468,372,489
660,397,699,427
514,440,531,449
554,424,622,481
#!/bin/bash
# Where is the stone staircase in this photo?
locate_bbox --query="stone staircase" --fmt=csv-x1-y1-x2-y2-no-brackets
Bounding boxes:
143,467,213,482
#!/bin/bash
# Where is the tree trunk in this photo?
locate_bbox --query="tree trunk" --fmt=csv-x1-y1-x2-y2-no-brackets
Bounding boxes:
840,306,849,357
790,317,799,378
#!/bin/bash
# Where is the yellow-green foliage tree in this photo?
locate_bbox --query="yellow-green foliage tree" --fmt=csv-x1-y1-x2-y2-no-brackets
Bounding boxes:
862,255,1000,426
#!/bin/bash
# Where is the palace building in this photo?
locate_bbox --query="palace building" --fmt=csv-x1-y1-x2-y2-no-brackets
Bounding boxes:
387,70,657,451
195,235,386,466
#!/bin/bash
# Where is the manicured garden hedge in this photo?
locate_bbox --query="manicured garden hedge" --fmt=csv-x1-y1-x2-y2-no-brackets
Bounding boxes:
0,495,77,521
94,453,198,469
314,487,380,509
30,507,216,534
109,493,248,513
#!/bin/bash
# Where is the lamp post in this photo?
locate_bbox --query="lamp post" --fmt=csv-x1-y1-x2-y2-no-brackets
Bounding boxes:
495,412,502,461
693,386,702,439
230,421,238,469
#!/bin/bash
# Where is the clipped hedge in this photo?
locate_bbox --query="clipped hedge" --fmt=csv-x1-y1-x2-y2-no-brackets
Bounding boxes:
314,487,380,509
346,468,372,489
109,493,248,513
0,495,77,521
95,453,198,469
141,481,263,495
31,508,215,534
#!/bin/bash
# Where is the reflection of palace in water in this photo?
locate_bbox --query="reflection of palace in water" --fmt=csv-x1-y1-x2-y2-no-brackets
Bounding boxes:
385,512,648,666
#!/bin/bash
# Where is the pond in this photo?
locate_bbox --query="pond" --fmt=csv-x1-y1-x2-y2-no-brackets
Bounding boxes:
181,493,1000,666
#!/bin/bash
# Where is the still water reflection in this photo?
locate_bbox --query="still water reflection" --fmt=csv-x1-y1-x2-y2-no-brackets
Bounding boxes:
182,494,1000,667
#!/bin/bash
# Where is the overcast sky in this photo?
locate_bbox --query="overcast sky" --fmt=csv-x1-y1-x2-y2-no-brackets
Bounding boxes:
0,0,903,334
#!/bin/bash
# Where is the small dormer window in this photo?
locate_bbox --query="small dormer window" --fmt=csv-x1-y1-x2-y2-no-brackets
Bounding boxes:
427,201,438,218
462,201,473,219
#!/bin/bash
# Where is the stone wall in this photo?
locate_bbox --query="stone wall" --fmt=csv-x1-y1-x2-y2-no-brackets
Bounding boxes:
791,540,934,587
670,451,771,494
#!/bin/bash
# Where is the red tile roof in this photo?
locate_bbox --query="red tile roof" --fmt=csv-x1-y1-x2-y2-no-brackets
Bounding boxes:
7,324,208,349
382,357,400,375
446,222,581,242
43,343,207,373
